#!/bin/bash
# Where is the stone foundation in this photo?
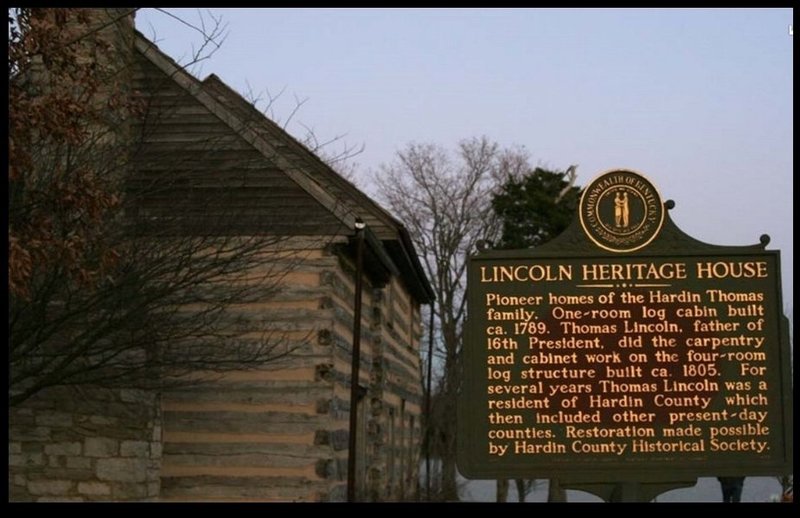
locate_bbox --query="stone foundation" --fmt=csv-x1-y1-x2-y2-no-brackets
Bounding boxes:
9,386,161,501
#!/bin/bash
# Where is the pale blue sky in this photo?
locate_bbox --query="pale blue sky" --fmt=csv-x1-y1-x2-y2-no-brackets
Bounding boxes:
136,8,793,311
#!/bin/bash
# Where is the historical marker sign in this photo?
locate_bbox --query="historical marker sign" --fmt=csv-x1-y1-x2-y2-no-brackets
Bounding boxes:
458,169,793,483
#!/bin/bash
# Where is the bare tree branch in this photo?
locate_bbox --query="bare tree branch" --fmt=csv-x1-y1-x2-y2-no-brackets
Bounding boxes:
374,137,532,500
9,8,327,407
241,83,364,181
554,164,578,204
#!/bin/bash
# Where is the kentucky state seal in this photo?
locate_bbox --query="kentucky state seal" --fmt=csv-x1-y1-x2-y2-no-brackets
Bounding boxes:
579,169,665,253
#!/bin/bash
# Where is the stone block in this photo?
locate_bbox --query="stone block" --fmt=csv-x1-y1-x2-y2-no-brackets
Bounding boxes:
112,481,148,500
66,456,93,469
8,453,44,467
119,389,149,403
149,441,162,459
35,412,73,427
10,414,36,426
120,441,148,457
11,426,51,441
27,480,72,495
48,456,67,468
21,442,44,453
78,481,111,496
89,415,119,426
85,437,119,457
50,429,83,442
147,481,160,498
44,441,82,456
96,458,147,482
43,467,95,482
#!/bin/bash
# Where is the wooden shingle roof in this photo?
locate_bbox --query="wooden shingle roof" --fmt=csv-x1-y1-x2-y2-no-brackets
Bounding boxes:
133,31,434,303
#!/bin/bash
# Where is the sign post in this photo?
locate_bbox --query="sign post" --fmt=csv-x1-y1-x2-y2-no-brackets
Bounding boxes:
458,169,793,501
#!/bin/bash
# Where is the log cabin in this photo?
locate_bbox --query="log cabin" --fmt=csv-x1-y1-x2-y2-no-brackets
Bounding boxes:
9,9,434,502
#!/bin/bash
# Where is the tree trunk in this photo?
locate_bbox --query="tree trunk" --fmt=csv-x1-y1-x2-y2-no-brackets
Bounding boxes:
440,453,459,501
515,479,527,502
438,325,461,501
548,478,566,502
497,480,509,502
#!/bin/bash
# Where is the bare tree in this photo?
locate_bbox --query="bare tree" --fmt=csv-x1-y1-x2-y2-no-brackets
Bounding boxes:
375,137,531,501
496,479,509,503
241,82,365,182
8,8,337,406
496,478,543,502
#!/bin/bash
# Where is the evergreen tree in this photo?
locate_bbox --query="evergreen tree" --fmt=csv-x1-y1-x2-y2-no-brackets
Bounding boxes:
491,166,581,249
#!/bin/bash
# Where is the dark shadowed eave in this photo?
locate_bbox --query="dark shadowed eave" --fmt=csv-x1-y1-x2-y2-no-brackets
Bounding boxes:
384,229,435,305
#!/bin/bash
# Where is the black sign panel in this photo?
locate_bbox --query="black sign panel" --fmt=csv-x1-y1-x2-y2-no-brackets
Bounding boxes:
457,170,793,482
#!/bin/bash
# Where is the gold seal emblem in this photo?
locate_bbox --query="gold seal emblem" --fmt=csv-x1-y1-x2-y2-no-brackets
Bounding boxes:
579,169,664,253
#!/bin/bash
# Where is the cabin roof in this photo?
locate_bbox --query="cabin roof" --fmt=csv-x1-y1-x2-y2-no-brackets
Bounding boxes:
134,32,434,303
